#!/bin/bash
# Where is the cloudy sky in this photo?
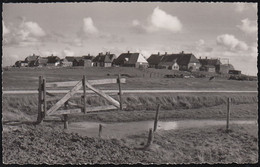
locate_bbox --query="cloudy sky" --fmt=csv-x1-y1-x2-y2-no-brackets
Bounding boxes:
2,2,258,75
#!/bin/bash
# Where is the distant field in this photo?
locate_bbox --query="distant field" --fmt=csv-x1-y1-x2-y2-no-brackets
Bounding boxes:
2,67,257,91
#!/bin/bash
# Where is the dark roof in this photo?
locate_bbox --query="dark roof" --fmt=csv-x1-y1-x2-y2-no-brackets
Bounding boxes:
25,54,39,62
147,54,164,65
93,53,116,63
113,52,142,65
82,55,95,60
204,65,216,68
65,56,82,62
158,53,199,67
199,59,221,66
47,56,60,63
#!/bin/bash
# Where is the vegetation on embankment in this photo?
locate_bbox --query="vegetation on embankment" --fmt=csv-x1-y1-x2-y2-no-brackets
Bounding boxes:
2,93,257,122
2,123,258,164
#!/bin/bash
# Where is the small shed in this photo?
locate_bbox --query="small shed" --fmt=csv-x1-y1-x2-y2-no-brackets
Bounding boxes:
78,59,93,67
228,70,241,75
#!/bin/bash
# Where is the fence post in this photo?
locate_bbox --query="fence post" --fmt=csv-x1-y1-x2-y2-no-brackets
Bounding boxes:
118,74,123,110
154,104,161,132
82,75,86,113
42,78,46,119
98,124,103,138
146,128,154,147
226,97,231,131
37,76,43,123
63,101,69,129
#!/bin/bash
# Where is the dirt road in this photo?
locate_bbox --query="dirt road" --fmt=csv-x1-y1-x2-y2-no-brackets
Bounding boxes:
3,89,257,95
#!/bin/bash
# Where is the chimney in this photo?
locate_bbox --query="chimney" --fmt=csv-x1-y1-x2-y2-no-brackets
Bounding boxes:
181,51,184,54
206,56,207,59
88,53,90,56
158,52,160,55
165,52,167,55
128,51,130,54
199,56,201,59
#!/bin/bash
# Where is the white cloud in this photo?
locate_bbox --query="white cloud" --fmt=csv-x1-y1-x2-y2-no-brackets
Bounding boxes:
235,3,257,12
237,18,257,34
3,21,10,36
62,49,75,57
196,39,205,46
41,51,59,57
22,21,46,37
235,3,248,12
82,17,99,36
216,34,248,51
148,7,182,32
132,20,141,27
132,7,182,33
4,20,46,47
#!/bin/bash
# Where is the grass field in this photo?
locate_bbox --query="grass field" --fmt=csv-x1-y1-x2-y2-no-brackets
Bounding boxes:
2,67,257,90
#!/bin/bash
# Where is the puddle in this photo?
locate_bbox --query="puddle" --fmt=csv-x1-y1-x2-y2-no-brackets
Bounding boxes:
68,120,257,139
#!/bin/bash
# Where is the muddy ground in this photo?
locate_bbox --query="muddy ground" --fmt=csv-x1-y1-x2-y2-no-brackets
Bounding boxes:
2,121,258,164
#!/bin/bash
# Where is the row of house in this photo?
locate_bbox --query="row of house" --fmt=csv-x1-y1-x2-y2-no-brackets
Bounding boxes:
14,51,236,74
147,51,235,73
14,52,148,69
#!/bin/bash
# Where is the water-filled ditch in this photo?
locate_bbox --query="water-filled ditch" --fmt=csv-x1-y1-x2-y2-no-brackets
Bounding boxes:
68,119,257,139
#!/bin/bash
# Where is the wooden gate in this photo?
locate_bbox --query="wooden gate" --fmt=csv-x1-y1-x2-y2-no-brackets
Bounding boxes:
36,75,126,124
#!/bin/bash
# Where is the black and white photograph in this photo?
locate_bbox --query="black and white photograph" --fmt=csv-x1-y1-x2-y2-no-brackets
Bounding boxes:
2,1,258,165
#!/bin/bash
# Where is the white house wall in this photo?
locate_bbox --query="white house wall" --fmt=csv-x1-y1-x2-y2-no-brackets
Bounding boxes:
137,54,148,63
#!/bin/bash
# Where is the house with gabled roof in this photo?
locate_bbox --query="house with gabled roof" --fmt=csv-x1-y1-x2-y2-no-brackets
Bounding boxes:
46,55,60,66
79,54,95,67
158,51,201,71
35,57,48,67
113,51,148,68
93,52,116,67
64,56,82,66
59,58,73,67
24,54,40,67
147,52,164,68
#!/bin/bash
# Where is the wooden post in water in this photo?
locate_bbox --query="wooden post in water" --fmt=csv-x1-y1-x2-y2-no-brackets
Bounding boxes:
153,104,161,132
82,75,86,113
146,128,154,147
37,76,43,123
63,114,68,129
63,101,69,129
226,97,231,131
117,74,123,110
98,124,103,138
